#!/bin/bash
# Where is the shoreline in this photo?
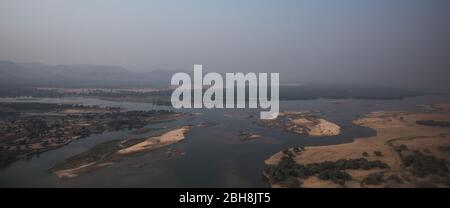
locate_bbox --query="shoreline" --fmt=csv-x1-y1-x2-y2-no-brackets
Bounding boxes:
264,105,450,188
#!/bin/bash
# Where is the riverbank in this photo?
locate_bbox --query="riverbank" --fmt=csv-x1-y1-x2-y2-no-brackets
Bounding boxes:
264,106,450,188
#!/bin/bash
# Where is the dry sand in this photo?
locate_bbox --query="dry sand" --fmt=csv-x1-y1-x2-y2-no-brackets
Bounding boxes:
291,118,341,137
260,111,341,137
265,110,450,188
117,126,191,155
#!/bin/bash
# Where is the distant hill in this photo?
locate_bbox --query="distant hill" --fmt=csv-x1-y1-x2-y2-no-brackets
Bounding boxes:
0,60,423,100
0,60,180,88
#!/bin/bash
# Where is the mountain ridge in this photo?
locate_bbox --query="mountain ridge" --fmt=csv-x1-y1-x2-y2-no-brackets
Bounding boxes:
0,60,180,88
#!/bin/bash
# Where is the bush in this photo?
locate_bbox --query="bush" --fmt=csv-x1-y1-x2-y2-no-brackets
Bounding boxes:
394,145,408,155
318,170,352,182
374,151,383,157
387,175,403,184
279,177,301,188
363,173,385,185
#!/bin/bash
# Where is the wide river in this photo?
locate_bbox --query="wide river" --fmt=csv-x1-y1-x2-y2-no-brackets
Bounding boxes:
0,95,449,187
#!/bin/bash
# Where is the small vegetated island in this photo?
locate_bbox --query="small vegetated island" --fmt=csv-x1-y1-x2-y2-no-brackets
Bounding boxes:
264,103,450,188
0,102,185,169
258,111,341,137
238,131,262,141
50,125,191,179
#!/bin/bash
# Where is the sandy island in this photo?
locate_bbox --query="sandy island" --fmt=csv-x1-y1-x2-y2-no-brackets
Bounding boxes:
258,111,341,137
51,126,191,179
264,107,450,188
117,126,191,155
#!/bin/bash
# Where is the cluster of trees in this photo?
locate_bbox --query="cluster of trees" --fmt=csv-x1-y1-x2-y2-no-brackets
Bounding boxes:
23,118,50,137
106,110,175,131
363,173,385,185
317,170,351,183
402,151,448,177
264,153,390,186
0,102,111,114
387,174,404,184
416,120,450,127
0,102,65,112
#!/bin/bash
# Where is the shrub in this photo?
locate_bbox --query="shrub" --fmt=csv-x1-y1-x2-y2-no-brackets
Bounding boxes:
387,175,404,184
279,177,301,188
363,173,385,185
374,151,383,157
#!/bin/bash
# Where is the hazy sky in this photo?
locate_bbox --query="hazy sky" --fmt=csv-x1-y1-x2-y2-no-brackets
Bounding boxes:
1,0,449,90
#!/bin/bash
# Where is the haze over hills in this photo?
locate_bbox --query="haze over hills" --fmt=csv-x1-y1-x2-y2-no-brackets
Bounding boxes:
0,60,181,88
0,59,426,100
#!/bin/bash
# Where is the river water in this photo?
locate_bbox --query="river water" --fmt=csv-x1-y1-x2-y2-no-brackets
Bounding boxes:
0,95,449,187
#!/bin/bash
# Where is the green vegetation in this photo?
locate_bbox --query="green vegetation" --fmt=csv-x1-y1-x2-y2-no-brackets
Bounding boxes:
317,170,351,183
130,127,165,135
363,173,385,185
264,151,390,186
0,102,71,112
50,138,145,172
0,102,181,168
416,120,450,127
278,177,301,188
401,151,448,177
50,140,122,171
387,175,404,184
374,151,383,157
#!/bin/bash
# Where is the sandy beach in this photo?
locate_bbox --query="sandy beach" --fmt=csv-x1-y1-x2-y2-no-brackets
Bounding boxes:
118,126,191,154
259,111,341,137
